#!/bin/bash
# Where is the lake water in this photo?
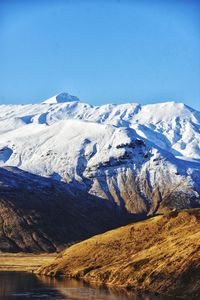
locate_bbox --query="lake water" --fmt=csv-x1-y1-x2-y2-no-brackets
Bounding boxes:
0,271,175,300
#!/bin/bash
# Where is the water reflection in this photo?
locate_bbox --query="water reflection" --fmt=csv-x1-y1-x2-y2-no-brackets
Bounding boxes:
0,271,175,300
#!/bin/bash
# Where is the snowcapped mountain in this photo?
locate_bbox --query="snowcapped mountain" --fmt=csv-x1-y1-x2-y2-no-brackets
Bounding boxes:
0,92,200,215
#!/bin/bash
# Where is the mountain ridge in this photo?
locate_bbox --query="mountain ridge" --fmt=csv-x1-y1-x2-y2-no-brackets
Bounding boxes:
0,94,200,217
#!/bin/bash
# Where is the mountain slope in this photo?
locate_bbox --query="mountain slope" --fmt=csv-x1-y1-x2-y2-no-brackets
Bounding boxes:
0,166,133,252
38,209,200,299
0,94,200,216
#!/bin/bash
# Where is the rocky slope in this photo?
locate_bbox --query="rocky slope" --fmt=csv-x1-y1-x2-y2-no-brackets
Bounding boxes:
0,166,134,252
0,93,200,216
38,209,200,299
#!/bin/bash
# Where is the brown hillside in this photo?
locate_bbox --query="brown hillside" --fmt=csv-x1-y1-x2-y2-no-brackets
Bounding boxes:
38,209,200,299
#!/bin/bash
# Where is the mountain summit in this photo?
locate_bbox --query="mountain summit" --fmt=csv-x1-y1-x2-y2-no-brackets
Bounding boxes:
0,98,200,217
42,92,80,104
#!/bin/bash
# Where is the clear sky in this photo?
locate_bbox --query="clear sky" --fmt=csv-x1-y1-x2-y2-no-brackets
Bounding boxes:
0,0,200,110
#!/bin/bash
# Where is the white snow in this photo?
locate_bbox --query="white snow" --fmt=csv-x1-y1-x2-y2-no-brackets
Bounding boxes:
0,98,199,159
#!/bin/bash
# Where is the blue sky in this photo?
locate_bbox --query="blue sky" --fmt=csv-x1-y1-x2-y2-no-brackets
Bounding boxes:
0,0,200,110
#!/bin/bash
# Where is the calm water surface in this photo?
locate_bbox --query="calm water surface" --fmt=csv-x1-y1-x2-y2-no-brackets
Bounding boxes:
0,271,175,300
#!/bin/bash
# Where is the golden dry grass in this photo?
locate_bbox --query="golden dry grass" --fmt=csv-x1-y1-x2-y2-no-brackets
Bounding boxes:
0,253,56,271
38,209,200,299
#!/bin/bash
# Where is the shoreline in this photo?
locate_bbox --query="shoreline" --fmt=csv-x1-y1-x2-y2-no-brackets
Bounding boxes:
0,253,192,299
0,253,56,272
35,272,185,300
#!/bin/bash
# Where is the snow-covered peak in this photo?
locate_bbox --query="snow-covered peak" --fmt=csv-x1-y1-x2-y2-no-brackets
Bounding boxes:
0,99,199,159
0,97,200,214
42,92,80,104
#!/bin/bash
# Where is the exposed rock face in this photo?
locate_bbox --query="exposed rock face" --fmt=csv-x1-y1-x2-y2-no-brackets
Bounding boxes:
38,209,200,299
0,167,135,253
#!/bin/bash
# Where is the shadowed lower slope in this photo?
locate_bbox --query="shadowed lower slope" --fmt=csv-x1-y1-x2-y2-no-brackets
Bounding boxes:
0,167,136,252
38,209,200,299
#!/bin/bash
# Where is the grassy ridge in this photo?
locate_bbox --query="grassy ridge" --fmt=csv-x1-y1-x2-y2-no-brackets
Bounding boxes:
38,209,200,299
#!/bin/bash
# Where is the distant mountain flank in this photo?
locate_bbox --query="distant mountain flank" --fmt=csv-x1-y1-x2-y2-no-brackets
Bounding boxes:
0,93,200,217
0,166,132,252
